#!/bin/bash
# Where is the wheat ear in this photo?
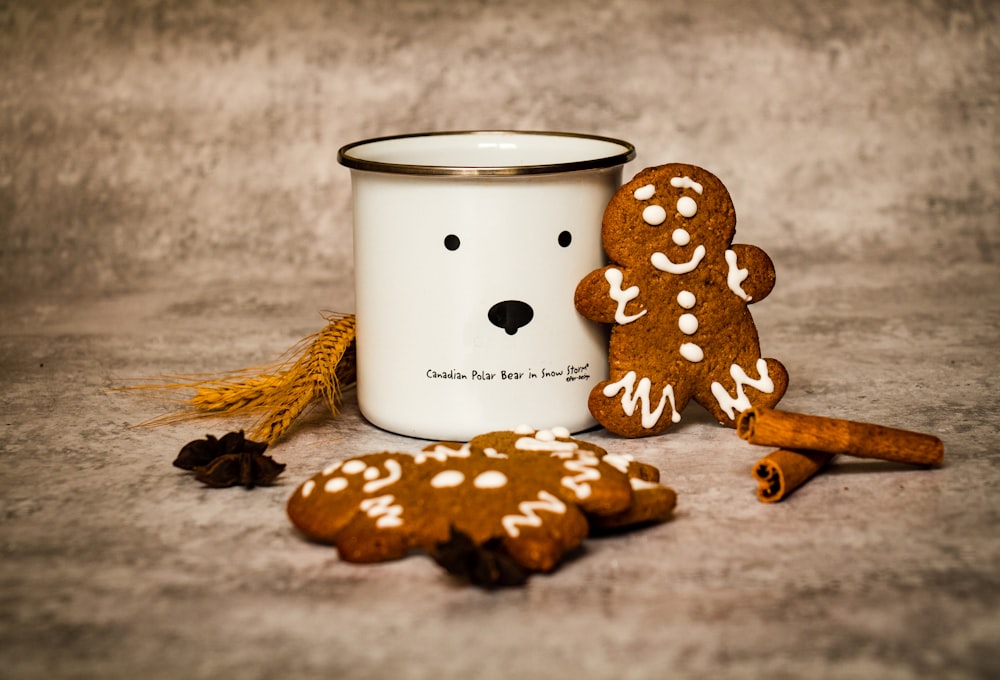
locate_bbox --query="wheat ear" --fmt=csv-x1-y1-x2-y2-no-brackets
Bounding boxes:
124,313,356,444
247,314,357,442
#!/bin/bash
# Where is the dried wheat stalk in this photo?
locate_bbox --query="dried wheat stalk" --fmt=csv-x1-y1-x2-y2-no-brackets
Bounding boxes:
129,313,356,444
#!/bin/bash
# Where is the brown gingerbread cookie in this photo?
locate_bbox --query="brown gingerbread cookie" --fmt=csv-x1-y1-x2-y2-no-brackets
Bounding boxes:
286,426,676,576
575,163,789,438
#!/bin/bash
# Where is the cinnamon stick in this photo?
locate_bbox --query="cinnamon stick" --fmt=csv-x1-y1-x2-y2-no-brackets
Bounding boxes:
737,407,944,467
752,449,835,503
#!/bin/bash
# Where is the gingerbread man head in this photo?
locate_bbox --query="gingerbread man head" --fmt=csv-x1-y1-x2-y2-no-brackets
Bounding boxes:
601,163,737,272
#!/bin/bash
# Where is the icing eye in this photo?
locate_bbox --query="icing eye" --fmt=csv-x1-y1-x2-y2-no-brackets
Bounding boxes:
677,196,698,218
558,230,572,247
342,460,367,475
642,205,667,226
444,234,461,251
324,477,348,493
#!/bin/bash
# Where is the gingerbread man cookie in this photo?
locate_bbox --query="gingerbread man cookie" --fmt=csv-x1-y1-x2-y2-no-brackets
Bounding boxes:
575,163,789,438
286,427,676,574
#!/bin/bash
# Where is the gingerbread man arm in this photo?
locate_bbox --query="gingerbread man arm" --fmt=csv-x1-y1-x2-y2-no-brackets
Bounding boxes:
725,244,777,304
574,265,647,325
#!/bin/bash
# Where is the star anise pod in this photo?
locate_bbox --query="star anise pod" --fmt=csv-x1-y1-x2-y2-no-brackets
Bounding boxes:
173,431,284,489
430,528,529,588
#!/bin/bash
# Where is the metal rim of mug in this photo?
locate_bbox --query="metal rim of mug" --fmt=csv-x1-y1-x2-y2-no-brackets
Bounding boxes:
336,130,636,177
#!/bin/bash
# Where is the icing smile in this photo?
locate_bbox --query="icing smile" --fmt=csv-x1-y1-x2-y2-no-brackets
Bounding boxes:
650,245,706,275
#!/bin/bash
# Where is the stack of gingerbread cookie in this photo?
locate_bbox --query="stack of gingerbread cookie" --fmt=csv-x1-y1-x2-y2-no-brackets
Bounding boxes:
286,426,676,586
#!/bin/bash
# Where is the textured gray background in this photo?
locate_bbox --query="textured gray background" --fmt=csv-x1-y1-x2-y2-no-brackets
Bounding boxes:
2,1,999,679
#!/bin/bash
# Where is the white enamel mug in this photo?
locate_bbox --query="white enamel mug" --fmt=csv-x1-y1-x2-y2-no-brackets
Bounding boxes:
338,130,635,440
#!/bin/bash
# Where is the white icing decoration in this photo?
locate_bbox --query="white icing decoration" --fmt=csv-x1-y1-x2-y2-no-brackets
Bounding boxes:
515,434,578,452
551,426,571,439
677,196,698,218
604,268,646,325
514,424,534,435
474,471,508,489
342,460,367,475
362,458,402,494
414,444,470,464
449,444,471,458
670,176,704,194
324,477,348,493
679,342,704,363
483,447,509,459
725,249,752,301
651,245,706,274
560,451,602,500
602,371,681,429
301,480,315,498
710,358,775,420
630,478,660,490
672,228,691,246
602,453,634,475
501,491,567,538
677,290,696,309
360,495,404,528
678,313,699,335
322,461,343,475
414,449,446,464
363,467,379,481
431,470,465,488
633,184,655,200
642,204,667,226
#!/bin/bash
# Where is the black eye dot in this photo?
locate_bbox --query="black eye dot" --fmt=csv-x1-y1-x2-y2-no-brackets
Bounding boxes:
558,230,572,247
444,234,461,251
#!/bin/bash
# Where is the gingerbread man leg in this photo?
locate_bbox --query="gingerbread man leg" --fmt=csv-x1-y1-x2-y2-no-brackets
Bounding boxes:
590,370,693,438
694,357,788,427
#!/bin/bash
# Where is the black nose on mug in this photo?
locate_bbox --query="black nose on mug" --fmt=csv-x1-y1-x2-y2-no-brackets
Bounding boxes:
488,300,534,335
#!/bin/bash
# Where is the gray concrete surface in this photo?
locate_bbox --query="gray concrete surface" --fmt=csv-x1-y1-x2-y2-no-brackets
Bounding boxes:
2,1,998,678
